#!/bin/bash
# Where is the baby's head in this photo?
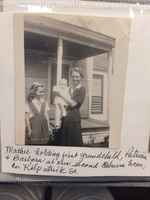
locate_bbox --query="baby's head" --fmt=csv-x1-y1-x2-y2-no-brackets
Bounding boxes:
59,79,67,89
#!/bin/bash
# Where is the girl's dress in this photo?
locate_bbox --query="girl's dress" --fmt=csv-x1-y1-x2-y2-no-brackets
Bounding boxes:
60,84,86,147
25,98,50,145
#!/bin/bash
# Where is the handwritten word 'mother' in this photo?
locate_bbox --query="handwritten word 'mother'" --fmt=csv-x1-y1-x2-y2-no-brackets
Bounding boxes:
13,154,45,163
5,146,31,155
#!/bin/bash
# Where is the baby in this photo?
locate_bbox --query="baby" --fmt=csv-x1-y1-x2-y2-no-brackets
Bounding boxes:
53,79,71,128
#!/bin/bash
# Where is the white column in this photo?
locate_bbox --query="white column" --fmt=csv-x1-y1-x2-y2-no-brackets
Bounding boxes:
55,38,63,128
88,58,93,119
56,38,63,84
47,60,51,105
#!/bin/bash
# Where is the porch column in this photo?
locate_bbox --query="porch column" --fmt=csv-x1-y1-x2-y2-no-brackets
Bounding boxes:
55,38,63,128
56,38,63,84
47,60,51,105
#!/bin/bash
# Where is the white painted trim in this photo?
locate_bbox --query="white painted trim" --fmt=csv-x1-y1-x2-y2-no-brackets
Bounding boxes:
90,65,109,122
47,60,51,105
88,58,93,119
56,38,63,85
107,50,113,124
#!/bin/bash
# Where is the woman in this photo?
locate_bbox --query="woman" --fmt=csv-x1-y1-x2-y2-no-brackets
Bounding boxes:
57,67,86,147
25,82,52,145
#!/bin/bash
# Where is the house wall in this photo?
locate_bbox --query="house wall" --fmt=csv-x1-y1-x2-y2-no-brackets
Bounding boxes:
72,57,93,119
25,51,48,101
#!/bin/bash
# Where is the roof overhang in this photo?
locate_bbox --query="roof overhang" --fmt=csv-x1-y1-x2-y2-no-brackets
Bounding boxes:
24,15,115,60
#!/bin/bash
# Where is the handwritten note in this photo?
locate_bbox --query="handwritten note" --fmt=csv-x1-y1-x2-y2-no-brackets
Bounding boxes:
2,145,148,176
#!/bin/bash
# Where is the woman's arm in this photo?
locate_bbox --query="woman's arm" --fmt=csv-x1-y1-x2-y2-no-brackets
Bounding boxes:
59,91,77,107
25,113,32,138
59,87,86,108
53,86,77,107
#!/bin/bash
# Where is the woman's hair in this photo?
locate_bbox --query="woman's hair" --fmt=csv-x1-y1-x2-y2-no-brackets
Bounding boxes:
27,82,43,102
70,67,84,79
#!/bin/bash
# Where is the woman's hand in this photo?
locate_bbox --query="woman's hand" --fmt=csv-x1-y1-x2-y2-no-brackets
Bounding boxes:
48,126,53,135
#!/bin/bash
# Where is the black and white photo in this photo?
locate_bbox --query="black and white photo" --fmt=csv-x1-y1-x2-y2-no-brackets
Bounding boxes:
13,14,130,148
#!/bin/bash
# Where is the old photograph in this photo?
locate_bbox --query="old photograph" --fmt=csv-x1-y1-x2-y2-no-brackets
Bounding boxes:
3,12,150,178
14,14,130,148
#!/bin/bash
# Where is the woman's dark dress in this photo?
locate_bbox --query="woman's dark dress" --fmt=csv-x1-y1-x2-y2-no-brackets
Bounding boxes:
60,85,86,147
25,100,50,145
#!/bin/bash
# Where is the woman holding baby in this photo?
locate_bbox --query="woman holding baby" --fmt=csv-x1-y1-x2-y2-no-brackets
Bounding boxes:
56,67,86,147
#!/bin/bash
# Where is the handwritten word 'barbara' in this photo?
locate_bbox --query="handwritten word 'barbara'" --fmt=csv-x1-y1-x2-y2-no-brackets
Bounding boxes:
13,154,45,163
34,148,60,160
125,146,147,160
102,160,125,168
5,146,31,155
78,150,123,161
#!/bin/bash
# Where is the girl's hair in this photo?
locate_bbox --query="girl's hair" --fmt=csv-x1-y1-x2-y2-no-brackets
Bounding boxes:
27,82,43,102
70,67,84,79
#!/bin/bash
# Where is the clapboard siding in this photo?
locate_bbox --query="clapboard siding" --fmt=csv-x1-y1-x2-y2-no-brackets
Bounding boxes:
93,53,109,70
25,51,48,100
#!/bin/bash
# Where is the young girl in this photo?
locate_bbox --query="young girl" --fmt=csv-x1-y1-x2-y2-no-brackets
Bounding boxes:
25,82,52,145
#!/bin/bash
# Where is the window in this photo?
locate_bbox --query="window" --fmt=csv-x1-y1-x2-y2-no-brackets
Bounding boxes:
91,74,103,114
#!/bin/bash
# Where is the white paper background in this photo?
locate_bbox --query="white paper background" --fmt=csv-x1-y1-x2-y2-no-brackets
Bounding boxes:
121,16,150,151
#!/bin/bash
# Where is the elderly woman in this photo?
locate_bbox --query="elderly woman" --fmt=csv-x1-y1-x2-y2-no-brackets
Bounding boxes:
57,67,86,147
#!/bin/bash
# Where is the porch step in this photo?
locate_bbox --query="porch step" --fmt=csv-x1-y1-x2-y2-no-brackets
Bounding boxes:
81,118,109,132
